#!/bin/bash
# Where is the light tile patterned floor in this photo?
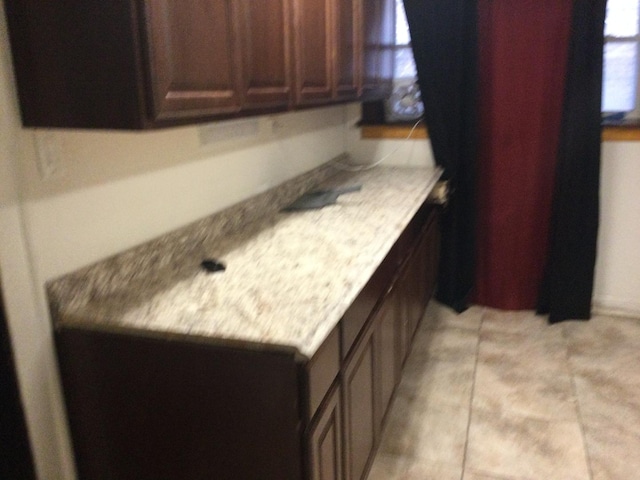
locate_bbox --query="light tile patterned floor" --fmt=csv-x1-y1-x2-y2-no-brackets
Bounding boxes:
368,302,640,480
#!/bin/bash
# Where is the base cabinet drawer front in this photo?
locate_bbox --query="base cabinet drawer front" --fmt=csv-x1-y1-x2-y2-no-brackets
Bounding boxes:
309,385,344,480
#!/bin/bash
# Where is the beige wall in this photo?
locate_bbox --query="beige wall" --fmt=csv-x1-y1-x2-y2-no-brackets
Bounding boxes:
596,141,640,316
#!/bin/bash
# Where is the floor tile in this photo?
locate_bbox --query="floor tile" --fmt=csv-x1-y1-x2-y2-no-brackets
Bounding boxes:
472,361,578,421
379,396,469,469
480,309,558,338
478,329,571,376
368,453,462,480
463,470,518,480
563,315,640,358
422,301,485,332
400,358,475,409
466,409,590,480
368,307,640,480
565,316,640,382
573,372,640,433
411,326,479,363
584,424,640,480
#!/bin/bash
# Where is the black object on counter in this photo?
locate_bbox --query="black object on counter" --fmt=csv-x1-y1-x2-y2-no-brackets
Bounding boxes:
281,185,362,211
201,259,226,273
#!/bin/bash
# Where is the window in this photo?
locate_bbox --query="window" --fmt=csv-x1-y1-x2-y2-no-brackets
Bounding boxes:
602,0,640,120
385,1,640,123
384,0,423,122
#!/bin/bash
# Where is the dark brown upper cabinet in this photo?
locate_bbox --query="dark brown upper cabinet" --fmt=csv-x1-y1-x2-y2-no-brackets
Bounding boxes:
361,0,394,100
143,0,244,122
293,0,360,106
237,0,294,111
335,0,359,100
3,0,388,129
293,0,333,105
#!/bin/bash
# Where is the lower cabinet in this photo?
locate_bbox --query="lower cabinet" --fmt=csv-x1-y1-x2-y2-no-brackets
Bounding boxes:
338,204,440,480
54,205,439,480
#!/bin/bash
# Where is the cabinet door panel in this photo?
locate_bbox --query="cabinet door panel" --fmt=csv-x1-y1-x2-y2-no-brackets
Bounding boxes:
361,0,394,99
375,290,401,428
143,0,242,120
238,0,292,109
343,325,376,480
294,0,333,104
309,386,344,480
335,0,359,99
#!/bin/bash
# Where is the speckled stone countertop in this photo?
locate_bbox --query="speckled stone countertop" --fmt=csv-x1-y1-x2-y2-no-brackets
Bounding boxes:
48,163,442,359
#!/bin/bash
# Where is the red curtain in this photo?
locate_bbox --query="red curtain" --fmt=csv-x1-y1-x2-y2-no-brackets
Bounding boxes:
474,0,574,310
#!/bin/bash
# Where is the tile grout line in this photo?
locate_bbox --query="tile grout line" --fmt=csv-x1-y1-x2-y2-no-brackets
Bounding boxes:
459,306,485,480
562,322,595,480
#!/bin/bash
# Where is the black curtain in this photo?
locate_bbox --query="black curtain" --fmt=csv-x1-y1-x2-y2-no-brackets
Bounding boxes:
403,0,479,312
404,0,605,320
537,0,607,323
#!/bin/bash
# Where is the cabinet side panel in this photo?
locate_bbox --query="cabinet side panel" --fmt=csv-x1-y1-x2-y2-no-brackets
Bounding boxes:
4,1,145,129
55,328,302,480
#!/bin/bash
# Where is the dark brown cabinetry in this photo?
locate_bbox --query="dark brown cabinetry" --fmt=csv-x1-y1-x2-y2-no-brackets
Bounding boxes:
342,321,377,480
335,0,359,100
340,205,439,480
4,0,391,129
309,385,344,480
239,0,294,110
361,0,395,100
143,0,244,121
293,0,333,104
293,0,359,105
53,203,439,479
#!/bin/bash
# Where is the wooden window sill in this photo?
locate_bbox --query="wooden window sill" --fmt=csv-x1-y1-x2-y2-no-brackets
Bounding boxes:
361,124,640,141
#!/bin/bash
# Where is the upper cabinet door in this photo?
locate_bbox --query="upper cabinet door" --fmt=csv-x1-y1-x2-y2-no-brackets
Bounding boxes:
142,0,243,121
334,0,360,100
237,0,293,111
361,0,394,99
293,0,333,105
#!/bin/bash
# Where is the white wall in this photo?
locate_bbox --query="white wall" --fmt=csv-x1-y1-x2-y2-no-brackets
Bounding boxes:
595,141,640,316
345,103,436,168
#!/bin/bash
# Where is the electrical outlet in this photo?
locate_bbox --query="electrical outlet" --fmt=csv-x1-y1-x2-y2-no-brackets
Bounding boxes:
199,119,259,146
34,131,63,179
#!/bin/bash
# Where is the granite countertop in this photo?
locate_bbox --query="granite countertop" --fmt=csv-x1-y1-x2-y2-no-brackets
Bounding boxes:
48,164,442,359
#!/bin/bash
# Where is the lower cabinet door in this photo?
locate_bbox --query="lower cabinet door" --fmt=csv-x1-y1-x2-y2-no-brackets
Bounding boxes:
309,385,344,480
374,289,401,428
342,324,376,480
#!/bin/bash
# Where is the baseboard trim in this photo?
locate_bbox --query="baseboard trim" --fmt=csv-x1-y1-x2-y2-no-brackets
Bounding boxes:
593,298,640,319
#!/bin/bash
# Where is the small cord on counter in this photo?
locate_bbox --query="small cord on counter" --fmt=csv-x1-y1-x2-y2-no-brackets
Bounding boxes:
331,118,424,172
